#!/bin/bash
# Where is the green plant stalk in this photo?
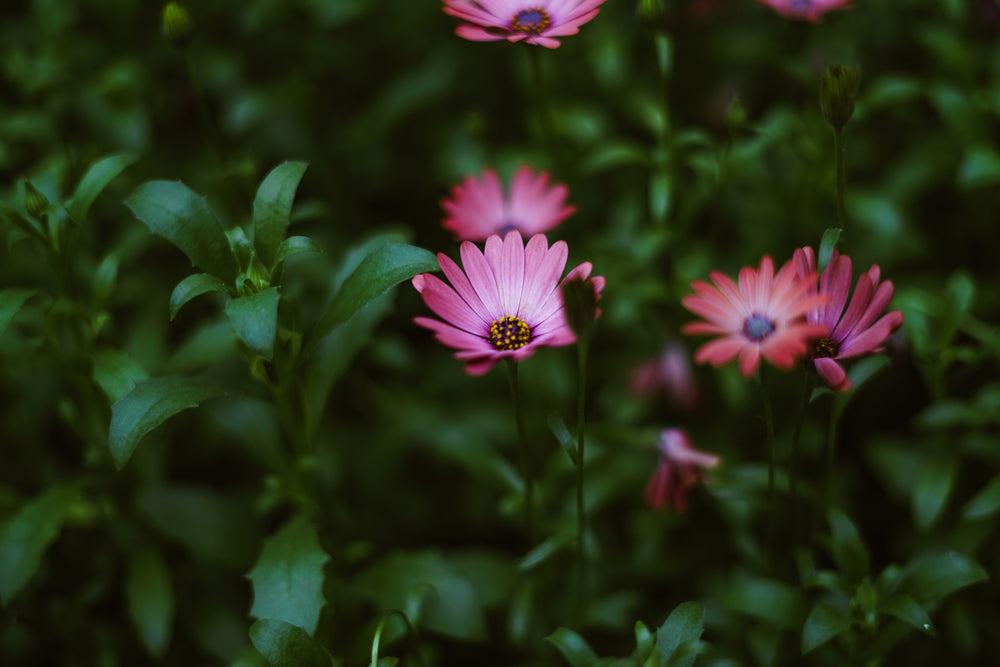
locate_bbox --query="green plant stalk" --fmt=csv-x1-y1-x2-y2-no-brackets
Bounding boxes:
574,336,589,619
184,52,228,168
824,398,846,516
507,361,536,543
527,47,561,171
790,368,815,543
834,127,846,228
755,369,777,564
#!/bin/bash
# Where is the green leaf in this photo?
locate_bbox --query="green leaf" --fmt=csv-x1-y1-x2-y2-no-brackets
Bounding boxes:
546,627,599,667
518,532,573,571
308,242,438,354
225,288,282,361
656,601,704,667
723,576,803,630
125,180,238,280
961,474,1000,521
547,413,579,465
0,288,37,338
253,161,309,269
170,273,232,320
898,552,989,606
828,509,870,583
957,146,1000,190
0,485,77,604
247,515,330,635
109,376,229,468
249,619,330,667
877,595,934,636
801,601,850,654
67,153,138,223
912,455,957,531
649,171,671,223
274,236,321,266
818,228,843,272
127,546,175,657
93,348,150,403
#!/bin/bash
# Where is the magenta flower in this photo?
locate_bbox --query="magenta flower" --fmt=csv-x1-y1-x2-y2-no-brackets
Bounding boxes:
645,429,720,512
793,247,904,392
682,256,830,377
630,343,700,411
412,231,604,375
442,167,575,242
755,0,852,22
441,0,608,49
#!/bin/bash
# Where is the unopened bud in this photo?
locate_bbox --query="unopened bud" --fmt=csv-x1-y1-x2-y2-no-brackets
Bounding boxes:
162,3,193,48
638,0,666,27
24,181,50,218
820,64,861,131
561,277,599,340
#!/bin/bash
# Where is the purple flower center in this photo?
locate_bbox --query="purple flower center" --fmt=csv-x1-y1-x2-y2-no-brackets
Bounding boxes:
511,8,551,34
489,315,532,351
813,336,839,358
499,222,519,235
742,314,775,342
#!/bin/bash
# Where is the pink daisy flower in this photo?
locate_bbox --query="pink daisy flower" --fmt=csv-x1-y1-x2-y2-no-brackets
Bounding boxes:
681,256,830,377
645,429,720,512
755,0,852,22
630,343,700,411
441,0,608,49
442,167,576,242
412,230,604,375
792,247,905,392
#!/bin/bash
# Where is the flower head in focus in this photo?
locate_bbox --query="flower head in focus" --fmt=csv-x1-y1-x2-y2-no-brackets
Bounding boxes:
412,231,604,375
442,167,575,242
630,343,699,411
755,0,851,22
645,429,719,512
442,0,608,48
793,247,904,391
682,256,830,377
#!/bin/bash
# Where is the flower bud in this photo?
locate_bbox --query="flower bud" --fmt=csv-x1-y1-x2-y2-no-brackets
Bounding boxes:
820,64,861,131
162,3,193,48
638,0,666,27
561,276,599,340
24,181,50,218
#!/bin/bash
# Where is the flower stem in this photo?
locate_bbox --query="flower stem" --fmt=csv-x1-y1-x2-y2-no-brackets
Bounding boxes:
824,398,846,516
790,368,815,543
755,369,776,565
574,337,589,619
527,48,562,171
834,127,846,228
507,361,536,543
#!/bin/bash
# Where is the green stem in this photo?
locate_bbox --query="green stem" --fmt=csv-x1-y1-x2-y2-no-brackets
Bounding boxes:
790,368,815,543
824,398,845,515
755,369,776,565
574,337,589,618
507,361,536,543
184,51,228,167
834,127,846,228
527,48,561,171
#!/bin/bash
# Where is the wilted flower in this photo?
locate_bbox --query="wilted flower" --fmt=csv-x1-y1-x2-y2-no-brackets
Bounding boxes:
412,231,604,375
754,0,851,22
442,0,608,48
645,429,719,512
442,167,575,242
682,256,830,377
793,247,904,391
630,343,699,411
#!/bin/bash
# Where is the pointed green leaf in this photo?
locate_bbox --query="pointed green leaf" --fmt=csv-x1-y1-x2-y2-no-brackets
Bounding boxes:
68,153,138,223
93,253,120,311
308,243,438,353
828,509,869,583
0,289,38,338
125,180,238,280
649,171,672,223
877,595,934,636
109,376,229,468
723,576,803,630
656,601,704,667
253,162,309,269
962,474,1000,521
127,546,175,657
170,273,231,321
546,627,599,667
0,485,77,604
818,228,842,271
247,515,329,635
225,287,281,361
912,455,957,531
93,349,150,403
899,552,989,606
801,601,849,654
274,236,321,267
249,619,330,667
0,200,46,241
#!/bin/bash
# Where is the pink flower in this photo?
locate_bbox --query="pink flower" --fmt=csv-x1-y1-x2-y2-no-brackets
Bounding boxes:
630,343,700,411
755,0,852,22
442,0,608,49
645,429,720,512
792,247,904,392
442,167,575,242
681,256,830,377
412,231,604,375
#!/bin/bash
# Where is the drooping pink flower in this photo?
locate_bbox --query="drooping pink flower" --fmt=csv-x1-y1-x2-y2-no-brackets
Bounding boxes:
755,0,852,22
412,231,604,375
645,429,720,512
442,167,575,242
442,0,608,49
681,256,830,377
630,343,700,411
793,247,904,392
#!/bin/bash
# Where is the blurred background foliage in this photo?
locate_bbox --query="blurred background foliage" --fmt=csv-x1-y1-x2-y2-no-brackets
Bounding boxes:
1,0,999,665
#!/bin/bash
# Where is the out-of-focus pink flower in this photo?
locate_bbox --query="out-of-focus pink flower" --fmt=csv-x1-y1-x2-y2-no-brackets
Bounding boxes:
793,247,904,392
442,167,575,242
682,256,830,377
412,231,604,375
645,429,720,512
630,343,700,411
442,0,608,48
755,0,851,22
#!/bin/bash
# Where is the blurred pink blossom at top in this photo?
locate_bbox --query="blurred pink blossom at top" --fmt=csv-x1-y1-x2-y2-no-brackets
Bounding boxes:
630,343,700,411
442,0,608,48
755,0,851,22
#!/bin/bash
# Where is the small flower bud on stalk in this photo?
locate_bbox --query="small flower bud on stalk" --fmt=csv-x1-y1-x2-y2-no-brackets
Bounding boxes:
561,276,599,340
24,181,50,218
820,64,861,131
162,3,193,49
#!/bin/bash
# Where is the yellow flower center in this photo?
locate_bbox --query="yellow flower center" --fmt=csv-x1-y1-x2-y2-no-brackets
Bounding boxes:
489,315,532,351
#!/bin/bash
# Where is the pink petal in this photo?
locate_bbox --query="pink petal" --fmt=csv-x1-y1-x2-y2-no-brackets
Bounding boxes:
460,240,502,318
438,253,492,322
418,274,488,334
498,230,525,315
694,336,745,366
737,344,762,376
815,357,851,391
